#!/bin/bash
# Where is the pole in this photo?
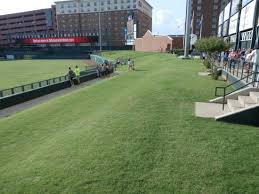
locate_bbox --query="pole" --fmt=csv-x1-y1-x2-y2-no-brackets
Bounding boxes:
98,0,102,52
184,0,192,58
200,15,203,39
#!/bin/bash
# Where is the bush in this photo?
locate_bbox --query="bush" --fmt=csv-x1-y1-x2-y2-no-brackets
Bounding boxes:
203,59,211,69
174,49,184,56
211,68,222,80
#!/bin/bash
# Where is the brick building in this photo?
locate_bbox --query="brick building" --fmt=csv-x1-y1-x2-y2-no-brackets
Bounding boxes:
55,0,152,46
134,30,183,52
0,7,57,46
191,0,222,38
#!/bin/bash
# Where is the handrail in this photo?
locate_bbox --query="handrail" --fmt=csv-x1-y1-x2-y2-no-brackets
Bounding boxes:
215,70,259,110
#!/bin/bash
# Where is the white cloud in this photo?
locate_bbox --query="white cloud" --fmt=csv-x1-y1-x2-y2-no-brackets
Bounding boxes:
153,9,172,25
152,9,185,35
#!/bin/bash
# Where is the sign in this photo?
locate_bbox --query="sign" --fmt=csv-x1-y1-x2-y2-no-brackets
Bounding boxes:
190,34,197,45
126,15,137,45
224,2,231,21
239,0,256,31
21,37,98,44
229,13,238,35
241,30,253,41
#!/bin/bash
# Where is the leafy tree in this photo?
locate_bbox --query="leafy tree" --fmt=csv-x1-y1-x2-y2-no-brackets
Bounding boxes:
195,37,232,56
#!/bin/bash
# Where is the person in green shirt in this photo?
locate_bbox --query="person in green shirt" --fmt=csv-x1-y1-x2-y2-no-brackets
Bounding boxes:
75,65,81,84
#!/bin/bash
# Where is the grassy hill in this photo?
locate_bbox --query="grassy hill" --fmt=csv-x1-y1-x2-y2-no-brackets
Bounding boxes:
0,51,258,193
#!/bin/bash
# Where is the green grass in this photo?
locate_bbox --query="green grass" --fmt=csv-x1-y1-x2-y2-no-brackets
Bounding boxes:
0,51,259,193
0,59,87,89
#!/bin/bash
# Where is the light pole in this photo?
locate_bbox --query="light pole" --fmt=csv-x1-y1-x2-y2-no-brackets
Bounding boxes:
184,0,192,58
98,0,102,52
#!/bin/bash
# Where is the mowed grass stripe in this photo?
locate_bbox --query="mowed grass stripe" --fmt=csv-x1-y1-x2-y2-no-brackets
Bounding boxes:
0,52,259,193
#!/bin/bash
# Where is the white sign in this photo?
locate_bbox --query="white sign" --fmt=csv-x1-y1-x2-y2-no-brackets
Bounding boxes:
241,30,253,41
190,34,197,45
224,2,231,21
239,0,256,31
229,13,238,35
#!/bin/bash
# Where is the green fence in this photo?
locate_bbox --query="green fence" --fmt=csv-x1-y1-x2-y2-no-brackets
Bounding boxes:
90,54,115,65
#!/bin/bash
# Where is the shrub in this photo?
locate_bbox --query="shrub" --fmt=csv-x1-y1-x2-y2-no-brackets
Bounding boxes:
203,59,211,69
174,49,184,56
211,68,222,80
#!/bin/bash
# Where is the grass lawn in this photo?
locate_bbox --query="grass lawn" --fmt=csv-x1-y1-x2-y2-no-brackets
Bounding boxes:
0,59,88,89
0,51,259,193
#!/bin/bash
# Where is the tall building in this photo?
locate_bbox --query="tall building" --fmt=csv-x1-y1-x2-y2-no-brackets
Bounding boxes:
191,0,222,38
55,0,152,46
218,0,259,49
0,7,57,46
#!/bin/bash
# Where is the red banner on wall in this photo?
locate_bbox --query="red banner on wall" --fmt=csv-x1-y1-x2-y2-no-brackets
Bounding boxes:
22,37,98,44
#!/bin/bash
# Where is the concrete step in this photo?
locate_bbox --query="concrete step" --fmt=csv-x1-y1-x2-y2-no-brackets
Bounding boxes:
238,96,257,107
250,92,259,103
227,99,243,112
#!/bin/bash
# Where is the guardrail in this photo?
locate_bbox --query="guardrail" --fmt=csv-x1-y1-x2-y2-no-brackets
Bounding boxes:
0,69,96,99
90,54,115,65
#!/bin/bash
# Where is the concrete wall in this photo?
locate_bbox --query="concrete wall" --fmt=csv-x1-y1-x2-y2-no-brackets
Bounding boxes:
134,30,173,52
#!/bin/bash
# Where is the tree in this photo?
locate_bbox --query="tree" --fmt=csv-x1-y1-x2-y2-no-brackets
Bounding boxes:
195,37,232,56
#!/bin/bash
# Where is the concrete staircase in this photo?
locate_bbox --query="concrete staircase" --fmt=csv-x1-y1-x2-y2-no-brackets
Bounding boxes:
227,92,259,111
195,88,259,126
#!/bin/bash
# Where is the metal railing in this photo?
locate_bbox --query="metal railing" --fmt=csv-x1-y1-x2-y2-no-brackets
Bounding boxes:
214,63,259,110
0,55,113,99
0,68,96,99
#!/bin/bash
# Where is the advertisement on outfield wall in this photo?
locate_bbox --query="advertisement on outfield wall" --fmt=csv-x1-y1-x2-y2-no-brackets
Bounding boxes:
239,0,256,31
229,13,238,35
224,2,231,21
20,37,98,44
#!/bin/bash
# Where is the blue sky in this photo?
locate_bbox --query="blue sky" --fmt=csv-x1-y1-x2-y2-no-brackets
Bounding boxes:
0,0,186,35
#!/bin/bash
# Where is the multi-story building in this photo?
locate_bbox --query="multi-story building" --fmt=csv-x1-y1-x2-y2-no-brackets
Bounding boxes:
191,0,222,38
55,0,152,46
218,0,259,49
0,7,57,46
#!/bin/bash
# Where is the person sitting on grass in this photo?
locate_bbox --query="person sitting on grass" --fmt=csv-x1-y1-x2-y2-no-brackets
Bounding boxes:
75,65,81,84
68,67,76,86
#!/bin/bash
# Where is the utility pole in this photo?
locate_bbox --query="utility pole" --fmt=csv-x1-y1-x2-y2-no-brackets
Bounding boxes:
98,0,102,52
184,0,192,58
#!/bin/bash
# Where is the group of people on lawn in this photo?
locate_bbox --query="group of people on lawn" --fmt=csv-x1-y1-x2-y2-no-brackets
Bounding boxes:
68,58,135,86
